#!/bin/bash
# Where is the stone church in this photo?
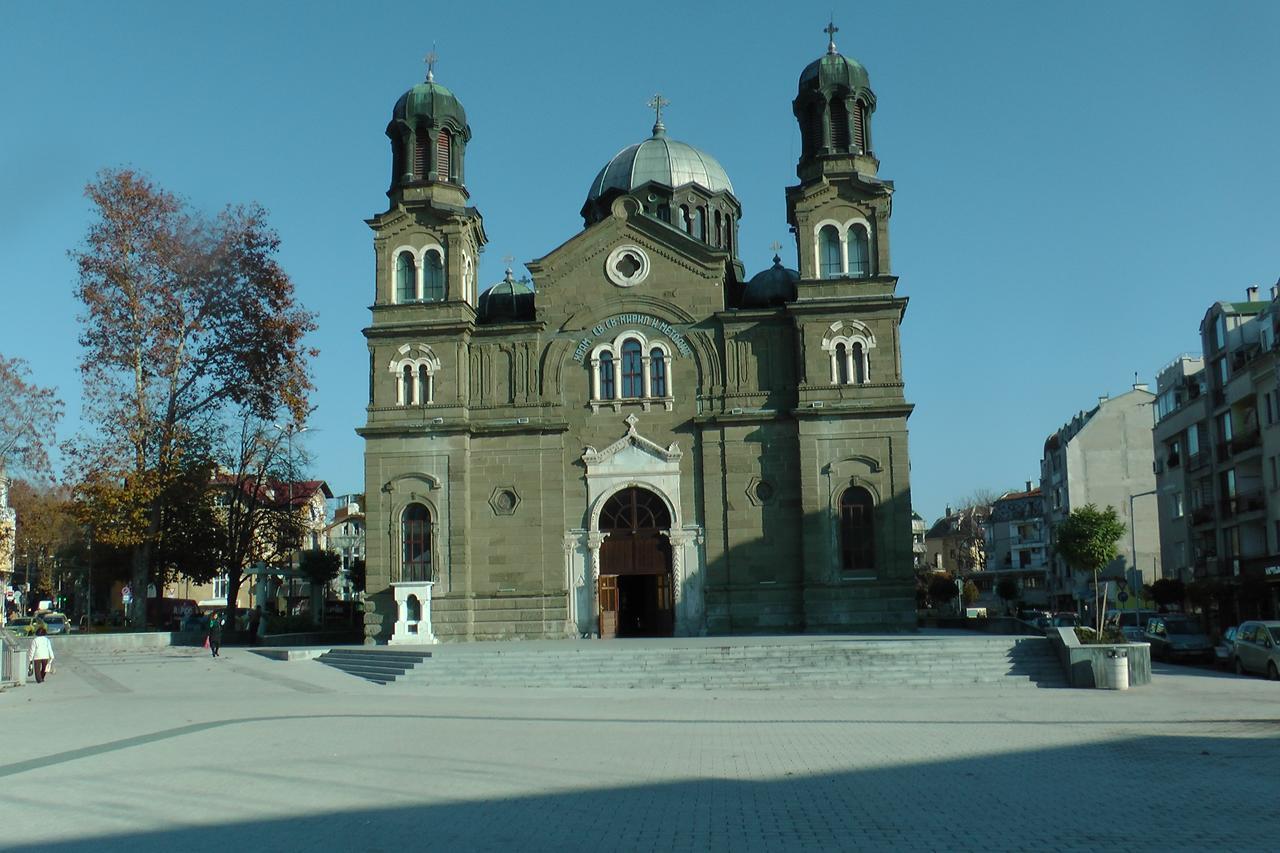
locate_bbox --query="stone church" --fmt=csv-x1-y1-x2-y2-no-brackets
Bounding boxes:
359,31,915,643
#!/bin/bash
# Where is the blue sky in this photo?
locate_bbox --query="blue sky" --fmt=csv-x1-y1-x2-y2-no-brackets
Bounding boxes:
2,1,1277,524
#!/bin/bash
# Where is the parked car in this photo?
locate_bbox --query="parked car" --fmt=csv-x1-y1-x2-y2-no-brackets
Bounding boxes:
38,613,69,635
1051,612,1080,628
1231,621,1280,679
5,616,34,634
1120,626,1146,644
1144,615,1213,663
1214,626,1239,669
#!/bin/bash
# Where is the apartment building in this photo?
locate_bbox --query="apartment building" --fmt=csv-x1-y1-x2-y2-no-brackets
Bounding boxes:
1041,385,1159,612
1154,285,1280,624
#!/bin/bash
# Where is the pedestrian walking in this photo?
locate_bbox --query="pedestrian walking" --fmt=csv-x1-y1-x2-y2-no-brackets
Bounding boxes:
248,606,261,645
207,614,223,658
29,626,55,683
256,608,269,645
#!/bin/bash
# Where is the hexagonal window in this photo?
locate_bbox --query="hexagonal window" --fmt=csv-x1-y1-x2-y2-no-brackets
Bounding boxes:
746,476,775,507
489,486,521,516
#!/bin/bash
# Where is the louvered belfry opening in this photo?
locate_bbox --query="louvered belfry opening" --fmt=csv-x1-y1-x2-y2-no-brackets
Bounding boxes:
435,131,451,182
852,100,866,152
830,97,850,150
413,135,427,180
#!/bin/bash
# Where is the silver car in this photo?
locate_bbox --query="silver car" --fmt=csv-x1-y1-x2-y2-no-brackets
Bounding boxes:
1143,616,1213,663
1232,621,1280,680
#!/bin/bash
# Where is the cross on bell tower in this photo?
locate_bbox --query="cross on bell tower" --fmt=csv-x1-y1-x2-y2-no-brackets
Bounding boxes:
825,19,839,54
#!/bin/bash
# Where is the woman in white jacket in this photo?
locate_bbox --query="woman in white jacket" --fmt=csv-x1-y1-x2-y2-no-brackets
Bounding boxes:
29,626,54,683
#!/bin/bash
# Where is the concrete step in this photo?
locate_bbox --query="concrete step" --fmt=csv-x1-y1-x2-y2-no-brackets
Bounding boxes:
316,648,432,685
386,637,1067,690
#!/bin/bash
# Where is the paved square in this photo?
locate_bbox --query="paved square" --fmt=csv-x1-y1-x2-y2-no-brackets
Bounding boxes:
4,643,1278,852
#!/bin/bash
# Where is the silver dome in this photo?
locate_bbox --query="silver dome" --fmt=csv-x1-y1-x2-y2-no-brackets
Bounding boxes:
586,130,734,203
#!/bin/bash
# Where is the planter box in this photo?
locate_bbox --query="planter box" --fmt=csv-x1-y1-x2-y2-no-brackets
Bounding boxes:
1047,627,1151,688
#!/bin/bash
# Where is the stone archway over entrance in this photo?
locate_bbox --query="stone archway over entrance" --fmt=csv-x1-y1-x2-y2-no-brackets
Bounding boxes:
597,487,673,638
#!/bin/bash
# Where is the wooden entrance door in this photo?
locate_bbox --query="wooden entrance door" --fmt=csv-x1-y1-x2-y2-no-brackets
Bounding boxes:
598,574,618,639
597,488,674,637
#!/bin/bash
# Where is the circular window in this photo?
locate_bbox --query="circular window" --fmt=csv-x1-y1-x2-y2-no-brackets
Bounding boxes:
605,244,650,287
754,481,775,503
495,490,517,512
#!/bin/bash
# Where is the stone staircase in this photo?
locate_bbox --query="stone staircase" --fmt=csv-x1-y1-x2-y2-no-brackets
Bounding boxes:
374,636,1065,690
315,648,432,684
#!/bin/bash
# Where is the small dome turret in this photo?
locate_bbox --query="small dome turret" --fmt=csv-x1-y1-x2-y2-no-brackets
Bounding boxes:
741,255,798,308
386,63,472,192
478,268,535,324
793,22,876,164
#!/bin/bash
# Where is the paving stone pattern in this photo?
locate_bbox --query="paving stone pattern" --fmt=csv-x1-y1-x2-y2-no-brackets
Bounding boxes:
2,639,1277,852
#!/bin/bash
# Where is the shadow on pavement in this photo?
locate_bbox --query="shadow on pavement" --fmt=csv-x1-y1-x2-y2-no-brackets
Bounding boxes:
26,729,1280,853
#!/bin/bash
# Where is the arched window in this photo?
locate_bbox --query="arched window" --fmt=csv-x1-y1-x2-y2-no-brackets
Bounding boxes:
680,206,692,235
650,348,667,397
852,100,866,152
396,251,417,302
714,210,723,247
725,214,733,252
417,365,432,404
830,97,850,150
694,207,706,242
852,343,866,384
401,365,415,404
835,342,850,385
819,225,841,279
621,339,643,398
847,225,870,277
402,503,432,582
598,352,615,400
839,487,875,571
657,204,671,223
423,249,445,301
435,131,451,182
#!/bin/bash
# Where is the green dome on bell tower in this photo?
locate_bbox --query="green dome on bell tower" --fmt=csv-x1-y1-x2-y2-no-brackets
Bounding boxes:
792,21,877,174
386,56,472,197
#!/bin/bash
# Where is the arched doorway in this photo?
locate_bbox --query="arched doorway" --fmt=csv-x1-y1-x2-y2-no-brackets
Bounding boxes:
597,487,673,638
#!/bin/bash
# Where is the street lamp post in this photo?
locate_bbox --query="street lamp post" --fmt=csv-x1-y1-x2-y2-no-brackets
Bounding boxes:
1130,489,1158,626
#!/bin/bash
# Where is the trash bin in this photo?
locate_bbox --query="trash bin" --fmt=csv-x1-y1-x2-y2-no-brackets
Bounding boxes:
1105,648,1129,690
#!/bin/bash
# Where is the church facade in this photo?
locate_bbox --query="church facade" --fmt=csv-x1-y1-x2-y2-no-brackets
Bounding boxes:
359,34,916,643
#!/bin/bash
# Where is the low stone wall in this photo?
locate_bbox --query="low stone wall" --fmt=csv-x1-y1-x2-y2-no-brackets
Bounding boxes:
1047,627,1151,688
49,631,203,653
933,616,1043,636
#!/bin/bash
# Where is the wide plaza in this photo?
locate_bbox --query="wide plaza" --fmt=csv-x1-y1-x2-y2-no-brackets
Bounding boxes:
3,640,1277,852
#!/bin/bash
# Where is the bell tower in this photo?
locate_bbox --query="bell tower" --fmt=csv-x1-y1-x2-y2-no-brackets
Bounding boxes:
371,55,486,310
786,23,891,285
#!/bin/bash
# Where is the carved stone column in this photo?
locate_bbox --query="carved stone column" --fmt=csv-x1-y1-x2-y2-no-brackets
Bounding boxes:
587,531,607,635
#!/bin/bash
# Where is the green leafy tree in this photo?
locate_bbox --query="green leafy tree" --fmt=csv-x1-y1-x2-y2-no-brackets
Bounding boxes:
962,580,980,607
927,573,958,610
67,169,316,624
1055,504,1126,635
348,558,366,595
1150,577,1186,611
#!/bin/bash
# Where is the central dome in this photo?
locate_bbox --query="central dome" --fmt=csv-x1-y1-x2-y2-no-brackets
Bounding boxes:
585,129,734,206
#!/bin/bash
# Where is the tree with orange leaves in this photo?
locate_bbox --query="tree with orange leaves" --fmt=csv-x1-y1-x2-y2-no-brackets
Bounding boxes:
67,169,316,625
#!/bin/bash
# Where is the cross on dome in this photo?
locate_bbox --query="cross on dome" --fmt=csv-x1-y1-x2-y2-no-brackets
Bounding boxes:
424,48,438,82
647,93,670,136
825,19,839,55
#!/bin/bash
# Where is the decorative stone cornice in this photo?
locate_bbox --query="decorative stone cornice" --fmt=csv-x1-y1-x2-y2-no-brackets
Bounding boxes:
581,414,682,465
